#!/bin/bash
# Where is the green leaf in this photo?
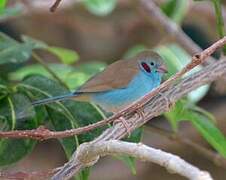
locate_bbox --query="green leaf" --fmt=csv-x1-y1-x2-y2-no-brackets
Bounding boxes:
116,128,143,175
0,32,41,74
84,0,116,16
22,35,48,49
124,128,143,143
0,93,37,166
7,96,16,130
0,97,13,130
0,32,32,64
189,105,215,123
211,0,226,54
45,100,106,157
47,46,79,65
22,35,79,64
0,138,36,166
123,45,148,59
76,168,90,180
165,99,226,157
0,94,36,131
0,0,7,10
10,62,106,90
0,4,23,20
0,84,8,100
161,0,188,24
164,100,188,131
20,75,106,179
0,42,32,65
189,113,226,158
9,64,74,82
116,156,136,175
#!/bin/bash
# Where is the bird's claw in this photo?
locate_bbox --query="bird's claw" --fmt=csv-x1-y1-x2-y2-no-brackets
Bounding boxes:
113,117,131,136
135,108,145,120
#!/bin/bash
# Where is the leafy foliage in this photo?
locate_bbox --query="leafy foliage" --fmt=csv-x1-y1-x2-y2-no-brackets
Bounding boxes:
10,63,106,90
0,3,22,21
0,0,7,9
0,94,37,166
161,0,188,24
165,100,226,157
0,0,226,179
83,0,117,16
0,29,143,178
0,32,35,73
0,30,105,176
20,75,106,157
47,46,79,65
119,128,144,174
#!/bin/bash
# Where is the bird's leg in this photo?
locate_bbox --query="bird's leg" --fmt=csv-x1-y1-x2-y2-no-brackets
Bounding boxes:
113,117,131,136
159,92,173,111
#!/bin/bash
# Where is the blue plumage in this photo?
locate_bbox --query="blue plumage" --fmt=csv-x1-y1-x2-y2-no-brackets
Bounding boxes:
91,70,162,112
32,50,167,113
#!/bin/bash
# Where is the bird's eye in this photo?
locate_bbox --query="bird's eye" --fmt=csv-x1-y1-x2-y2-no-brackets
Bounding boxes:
150,62,154,66
141,62,151,73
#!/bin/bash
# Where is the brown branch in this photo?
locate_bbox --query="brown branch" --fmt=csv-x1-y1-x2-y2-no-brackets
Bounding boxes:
1,37,225,180
3,1,223,179
0,168,59,180
0,120,109,140
139,0,216,65
108,36,226,120
55,140,213,180
0,37,226,141
50,0,62,12
52,39,226,179
146,126,226,170
1,1,224,179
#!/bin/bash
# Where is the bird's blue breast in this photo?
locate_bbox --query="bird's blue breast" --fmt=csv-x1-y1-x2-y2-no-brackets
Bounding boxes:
91,71,161,112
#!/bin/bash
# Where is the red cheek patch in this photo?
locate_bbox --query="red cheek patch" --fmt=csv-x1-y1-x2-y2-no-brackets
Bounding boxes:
141,62,151,73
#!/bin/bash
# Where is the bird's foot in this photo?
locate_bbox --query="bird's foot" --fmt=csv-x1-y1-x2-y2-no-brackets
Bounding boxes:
113,117,131,136
135,108,145,120
159,92,173,111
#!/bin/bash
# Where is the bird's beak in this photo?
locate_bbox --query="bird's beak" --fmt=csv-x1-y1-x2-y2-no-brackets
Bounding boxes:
157,64,168,73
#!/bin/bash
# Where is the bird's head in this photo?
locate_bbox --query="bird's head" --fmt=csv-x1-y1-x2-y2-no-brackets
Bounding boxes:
135,50,168,77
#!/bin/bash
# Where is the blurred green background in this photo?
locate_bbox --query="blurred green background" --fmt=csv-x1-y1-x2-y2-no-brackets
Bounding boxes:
1,0,226,180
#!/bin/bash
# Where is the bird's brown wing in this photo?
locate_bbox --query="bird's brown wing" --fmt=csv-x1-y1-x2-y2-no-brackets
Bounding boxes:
77,59,139,93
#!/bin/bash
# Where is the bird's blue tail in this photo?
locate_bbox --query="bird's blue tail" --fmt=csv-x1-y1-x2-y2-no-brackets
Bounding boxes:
32,93,77,106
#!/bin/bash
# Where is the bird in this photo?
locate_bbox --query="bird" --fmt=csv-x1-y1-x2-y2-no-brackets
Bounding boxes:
32,50,167,128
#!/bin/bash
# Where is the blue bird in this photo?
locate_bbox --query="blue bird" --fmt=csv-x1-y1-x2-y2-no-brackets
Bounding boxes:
32,50,167,114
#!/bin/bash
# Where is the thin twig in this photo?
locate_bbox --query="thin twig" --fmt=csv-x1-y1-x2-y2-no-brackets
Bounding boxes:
53,48,226,179
32,53,68,89
0,168,59,180
53,140,213,180
146,126,226,169
139,0,216,65
50,0,62,12
0,122,108,140
4,140,213,180
109,36,226,119
2,38,226,180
